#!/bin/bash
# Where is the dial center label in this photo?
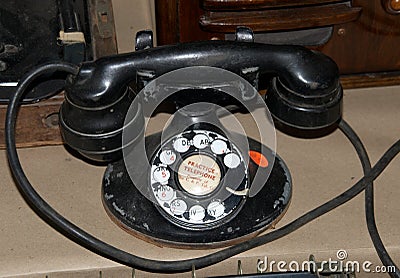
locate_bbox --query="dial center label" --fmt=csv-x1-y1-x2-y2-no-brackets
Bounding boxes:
178,154,221,196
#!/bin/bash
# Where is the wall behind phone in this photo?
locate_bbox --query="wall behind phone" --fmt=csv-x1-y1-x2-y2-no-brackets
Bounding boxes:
111,0,156,53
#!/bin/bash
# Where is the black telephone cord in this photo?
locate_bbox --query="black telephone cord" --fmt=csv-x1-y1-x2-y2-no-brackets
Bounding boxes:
5,62,400,276
339,120,400,278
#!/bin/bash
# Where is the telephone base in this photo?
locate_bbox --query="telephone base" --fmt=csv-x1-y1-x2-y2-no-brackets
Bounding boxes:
102,133,292,249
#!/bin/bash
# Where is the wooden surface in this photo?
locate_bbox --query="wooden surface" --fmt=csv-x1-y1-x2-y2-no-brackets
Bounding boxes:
200,2,362,32
340,72,400,89
87,0,118,59
0,96,64,149
155,0,180,47
317,0,400,74
202,0,344,10
156,0,400,86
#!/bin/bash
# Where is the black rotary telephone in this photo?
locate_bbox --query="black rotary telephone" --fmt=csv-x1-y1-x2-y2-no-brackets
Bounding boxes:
57,28,341,247
6,28,399,275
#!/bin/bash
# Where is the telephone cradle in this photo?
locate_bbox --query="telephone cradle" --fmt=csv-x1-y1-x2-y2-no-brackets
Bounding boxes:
56,28,342,247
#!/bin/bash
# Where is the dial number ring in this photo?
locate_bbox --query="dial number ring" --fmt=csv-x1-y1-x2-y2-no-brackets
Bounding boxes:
150,130,248,230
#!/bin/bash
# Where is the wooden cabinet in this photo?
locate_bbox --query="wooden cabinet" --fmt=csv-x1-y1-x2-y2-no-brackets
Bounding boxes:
156,0,400,88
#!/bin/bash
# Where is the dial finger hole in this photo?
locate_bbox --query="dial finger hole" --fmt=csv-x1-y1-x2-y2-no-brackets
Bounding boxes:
210,139,228,155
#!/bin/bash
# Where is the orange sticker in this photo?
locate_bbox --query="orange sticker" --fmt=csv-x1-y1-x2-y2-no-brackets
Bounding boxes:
249,150,269,168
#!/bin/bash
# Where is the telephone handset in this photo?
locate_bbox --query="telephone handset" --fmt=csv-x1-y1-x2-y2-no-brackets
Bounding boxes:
57,28,342,246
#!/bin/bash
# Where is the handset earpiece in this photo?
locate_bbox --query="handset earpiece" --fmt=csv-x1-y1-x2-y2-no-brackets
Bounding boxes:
59,84,144,162
265,55,343,130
